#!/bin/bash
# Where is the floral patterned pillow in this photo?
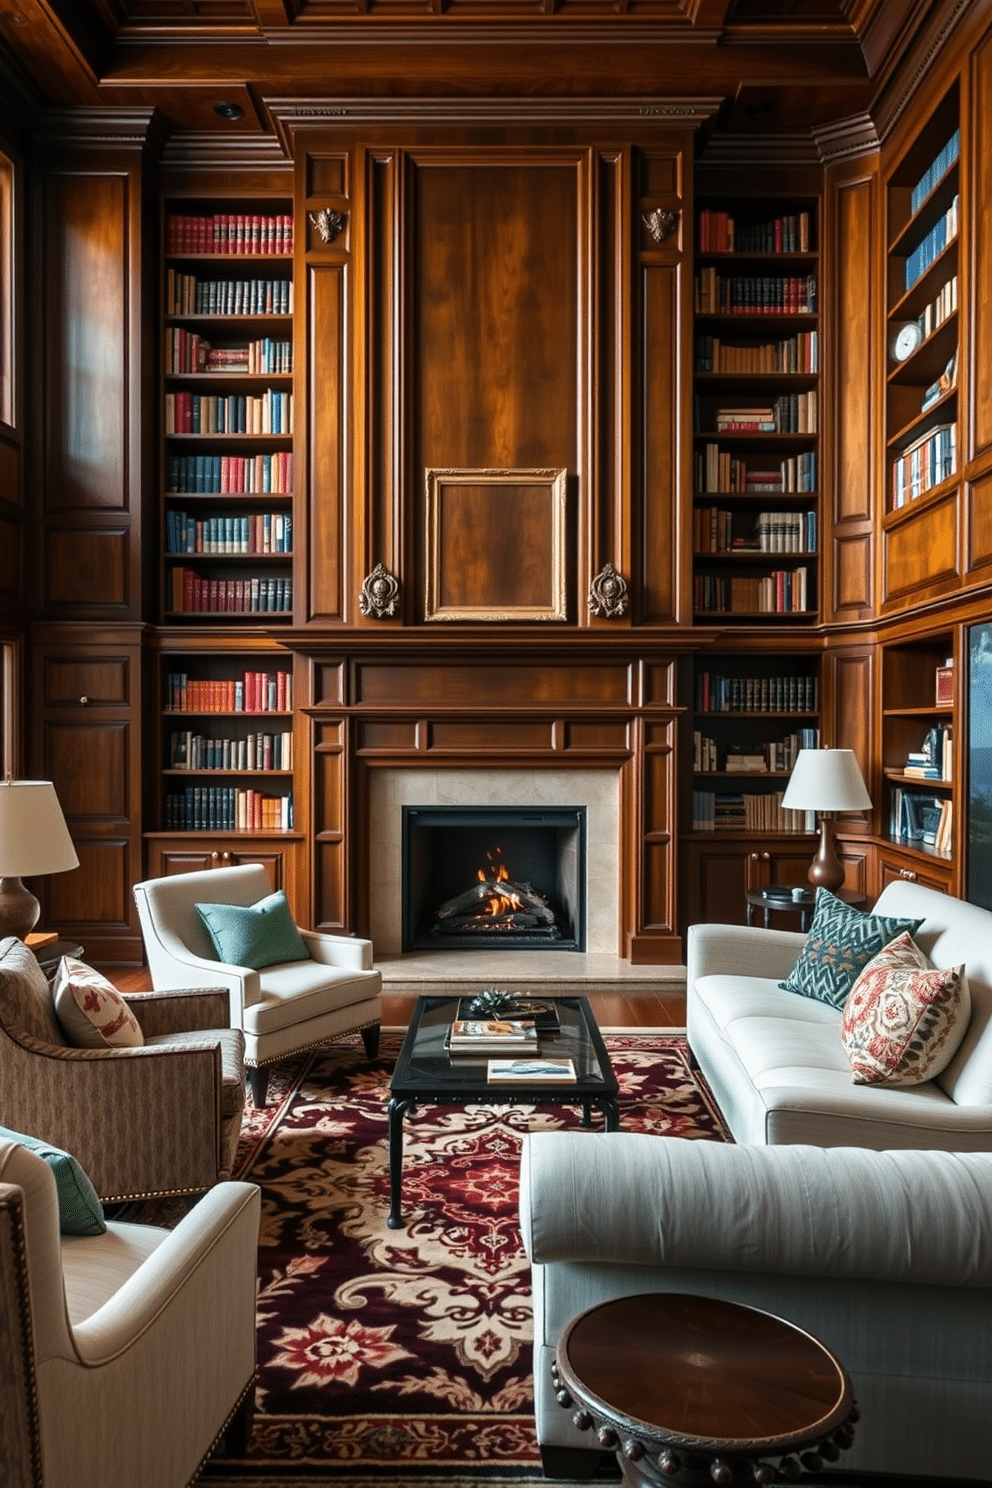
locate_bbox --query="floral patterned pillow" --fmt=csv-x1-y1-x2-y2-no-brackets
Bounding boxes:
840,931,969,1086
53,957,144,1049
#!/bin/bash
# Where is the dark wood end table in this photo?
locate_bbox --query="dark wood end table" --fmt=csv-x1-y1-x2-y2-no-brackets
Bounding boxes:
746,886,867,932
386,994,619,1229
553,1292,857,1487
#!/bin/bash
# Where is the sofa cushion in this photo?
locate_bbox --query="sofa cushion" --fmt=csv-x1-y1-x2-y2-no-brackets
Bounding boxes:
195,889,310,970
779,889,923,1010
0,1125,106,1235
0,935,67,1046
841,932,969,1086
53,957,144,1049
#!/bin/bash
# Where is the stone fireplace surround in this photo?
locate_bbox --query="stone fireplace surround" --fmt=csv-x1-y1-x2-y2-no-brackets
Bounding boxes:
369,769,619,956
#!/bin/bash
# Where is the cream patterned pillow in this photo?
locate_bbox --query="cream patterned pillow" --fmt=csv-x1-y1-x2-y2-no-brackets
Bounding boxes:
840,931,969,1086
53,957,144,1049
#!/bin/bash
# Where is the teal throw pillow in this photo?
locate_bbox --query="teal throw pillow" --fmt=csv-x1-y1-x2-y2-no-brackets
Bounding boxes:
195,889,310,970
779,888,924,1010
0,1125,106,1236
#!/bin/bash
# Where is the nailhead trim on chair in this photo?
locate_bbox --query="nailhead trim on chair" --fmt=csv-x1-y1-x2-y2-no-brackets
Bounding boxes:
188,1372,257,1487
0,1188,44,1487
244,1016,381,1070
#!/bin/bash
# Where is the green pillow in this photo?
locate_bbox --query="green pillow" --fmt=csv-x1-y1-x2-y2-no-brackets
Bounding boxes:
779,888,924,1009
0,1126,106,1236
195,889,310,970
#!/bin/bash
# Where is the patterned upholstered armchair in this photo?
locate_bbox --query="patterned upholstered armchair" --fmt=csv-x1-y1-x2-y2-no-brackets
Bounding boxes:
0,937,245,1202
0,1135,260,1488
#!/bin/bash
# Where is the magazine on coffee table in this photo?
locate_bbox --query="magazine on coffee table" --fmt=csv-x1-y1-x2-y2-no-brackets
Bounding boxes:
486,1056,576,1084
447,1018,539,1055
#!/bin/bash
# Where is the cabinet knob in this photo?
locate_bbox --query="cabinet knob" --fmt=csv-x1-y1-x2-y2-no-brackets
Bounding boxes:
750,852,758,861
79,695,90,706
761,852,770,860
900,868,917,881
211,851,220,862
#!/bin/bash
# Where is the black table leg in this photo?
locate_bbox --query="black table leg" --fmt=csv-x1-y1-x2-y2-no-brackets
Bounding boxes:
387,1096,416,1229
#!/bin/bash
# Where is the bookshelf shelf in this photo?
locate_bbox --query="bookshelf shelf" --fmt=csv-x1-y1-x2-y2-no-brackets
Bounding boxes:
693,194,821,625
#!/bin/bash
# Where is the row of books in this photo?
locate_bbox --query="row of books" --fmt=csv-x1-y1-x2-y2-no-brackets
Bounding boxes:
695,446,817,494
708,393,817,435
890,788,953,855
693,567,810,614
693,508,816,555
164,787,294,832
917,273,957,341
697,209,812,255
166,212,294,257
695,271,817,315
910,127,960,217
166,332,293,376
904,194,958,291
169,569,293,614
693,728,819,773
169,730,293,771
890,423,956,510
694,331,818,375
166,270,293,317
692,790,816,833
902,722,953,781
166,511,293,556
165,390,293,436
164,671,293,714
166,451,294,495
695,673,818,713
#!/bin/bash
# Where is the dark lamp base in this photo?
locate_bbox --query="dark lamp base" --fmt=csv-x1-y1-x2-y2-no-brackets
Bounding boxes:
806,818,845,894
0,877,42,942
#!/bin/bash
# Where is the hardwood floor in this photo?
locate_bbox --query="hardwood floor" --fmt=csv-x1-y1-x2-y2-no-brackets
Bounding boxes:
111,965,687,1029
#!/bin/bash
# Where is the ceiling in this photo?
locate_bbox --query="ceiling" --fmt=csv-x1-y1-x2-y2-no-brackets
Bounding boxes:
0,0,947,141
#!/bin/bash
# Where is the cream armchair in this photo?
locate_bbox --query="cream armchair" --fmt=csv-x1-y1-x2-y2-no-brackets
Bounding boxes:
133,864,382,1106
0,1136,260,1488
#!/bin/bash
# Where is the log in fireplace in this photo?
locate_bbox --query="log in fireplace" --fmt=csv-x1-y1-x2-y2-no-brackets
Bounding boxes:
402,805,586,951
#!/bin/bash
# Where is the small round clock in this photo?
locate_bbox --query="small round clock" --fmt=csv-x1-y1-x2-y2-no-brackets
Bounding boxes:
891,321,922,362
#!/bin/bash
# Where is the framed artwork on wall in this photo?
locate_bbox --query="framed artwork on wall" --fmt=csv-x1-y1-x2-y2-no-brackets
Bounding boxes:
424,467,568,622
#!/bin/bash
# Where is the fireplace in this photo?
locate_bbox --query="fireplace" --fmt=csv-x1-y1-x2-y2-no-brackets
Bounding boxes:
402,805,586,951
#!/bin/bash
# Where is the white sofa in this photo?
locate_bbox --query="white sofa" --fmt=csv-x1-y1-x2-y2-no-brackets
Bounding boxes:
520,882,992,1480
687,879,992,1149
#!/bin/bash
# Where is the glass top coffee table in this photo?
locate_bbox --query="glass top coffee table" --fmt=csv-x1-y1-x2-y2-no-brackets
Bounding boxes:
387,995,620,1228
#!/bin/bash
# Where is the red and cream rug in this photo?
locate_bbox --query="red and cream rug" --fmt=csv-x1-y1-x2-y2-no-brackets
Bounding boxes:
202,1030,730,1485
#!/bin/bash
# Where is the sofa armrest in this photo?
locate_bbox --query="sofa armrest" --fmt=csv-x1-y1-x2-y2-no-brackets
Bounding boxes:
519,1131,992,1288
687,921,808,986
300,929,374,972
123,987,231,1037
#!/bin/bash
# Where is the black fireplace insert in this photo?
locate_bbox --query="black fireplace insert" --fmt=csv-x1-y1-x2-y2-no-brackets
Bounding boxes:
402,805,586,951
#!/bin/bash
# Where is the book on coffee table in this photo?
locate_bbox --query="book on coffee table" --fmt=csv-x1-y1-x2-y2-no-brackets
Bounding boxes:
486,1057,577,1084
456,997,561,1032
447,1019,539,1054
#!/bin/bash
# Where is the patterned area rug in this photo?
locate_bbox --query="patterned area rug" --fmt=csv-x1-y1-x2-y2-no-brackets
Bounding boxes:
201,1030,730,1486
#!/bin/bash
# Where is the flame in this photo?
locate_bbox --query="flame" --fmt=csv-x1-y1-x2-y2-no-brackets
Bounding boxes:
475,848,523,918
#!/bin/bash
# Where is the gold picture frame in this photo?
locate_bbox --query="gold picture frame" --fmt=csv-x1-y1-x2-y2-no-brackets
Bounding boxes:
424,467,568,622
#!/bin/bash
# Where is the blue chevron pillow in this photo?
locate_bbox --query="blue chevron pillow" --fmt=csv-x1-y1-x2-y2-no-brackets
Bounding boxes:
779,889,924,1009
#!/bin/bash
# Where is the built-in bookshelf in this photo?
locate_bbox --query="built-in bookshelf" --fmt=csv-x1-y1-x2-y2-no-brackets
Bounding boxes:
693,198,820,622
690,655,820,832
162,199,295,624
159,655,296,834
880,630,956,868
884,86,960,517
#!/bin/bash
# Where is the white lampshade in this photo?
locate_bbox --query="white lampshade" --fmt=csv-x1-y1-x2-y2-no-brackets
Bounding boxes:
0,780,79,877
781,749,872,813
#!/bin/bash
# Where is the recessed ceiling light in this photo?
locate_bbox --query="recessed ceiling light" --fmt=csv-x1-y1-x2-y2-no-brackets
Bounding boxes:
213,101,244,121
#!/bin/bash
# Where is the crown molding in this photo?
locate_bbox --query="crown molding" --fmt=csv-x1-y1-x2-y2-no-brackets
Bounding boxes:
695,131,822,170
158,131,293,170
812,112,880,165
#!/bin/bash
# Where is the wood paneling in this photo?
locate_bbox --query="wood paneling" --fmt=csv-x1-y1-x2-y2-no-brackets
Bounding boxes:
825,164,876,621
307,263,348,623
883,492,959,607
352,659,635,707
966,468,992,581
969,20,992,464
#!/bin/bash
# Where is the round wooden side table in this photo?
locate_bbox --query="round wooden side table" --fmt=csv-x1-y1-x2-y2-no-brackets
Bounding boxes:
552,1293,857,1487
745,886,867,932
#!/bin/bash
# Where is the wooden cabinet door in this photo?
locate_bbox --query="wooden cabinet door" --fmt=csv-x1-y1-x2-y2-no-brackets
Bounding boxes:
145,838,298,901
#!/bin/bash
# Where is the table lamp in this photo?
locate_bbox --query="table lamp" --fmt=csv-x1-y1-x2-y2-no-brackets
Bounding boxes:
781,749,872,893
0,780,79,940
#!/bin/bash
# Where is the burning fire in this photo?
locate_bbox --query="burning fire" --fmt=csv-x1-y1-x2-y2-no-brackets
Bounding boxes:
476,849,525,919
